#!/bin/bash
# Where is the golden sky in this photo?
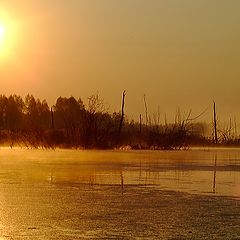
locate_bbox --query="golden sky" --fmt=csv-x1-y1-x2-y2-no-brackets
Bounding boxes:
0,0,240,122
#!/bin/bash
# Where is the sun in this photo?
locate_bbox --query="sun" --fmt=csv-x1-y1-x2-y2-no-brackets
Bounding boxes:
0,23,5,46
0,13,18,59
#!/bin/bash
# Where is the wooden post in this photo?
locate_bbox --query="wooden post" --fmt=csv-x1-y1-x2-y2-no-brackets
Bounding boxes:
139,114,142,134
51,107,55,129
157,105,160,127
229,118,232,132
213,101,218,144
164,113,168,132
143,94,148,127
117,90,126,145
234,116,237,139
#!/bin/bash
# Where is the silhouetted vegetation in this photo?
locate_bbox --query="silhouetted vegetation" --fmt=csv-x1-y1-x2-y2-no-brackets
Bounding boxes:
0,93,239,149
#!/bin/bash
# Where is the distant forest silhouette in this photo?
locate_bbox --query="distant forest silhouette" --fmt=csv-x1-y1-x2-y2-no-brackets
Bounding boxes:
0,93,239,149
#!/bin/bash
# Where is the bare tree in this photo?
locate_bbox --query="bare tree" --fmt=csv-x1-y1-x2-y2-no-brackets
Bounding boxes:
143,94,148,127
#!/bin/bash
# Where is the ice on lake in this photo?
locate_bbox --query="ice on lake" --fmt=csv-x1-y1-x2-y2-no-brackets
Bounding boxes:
0,148,239,239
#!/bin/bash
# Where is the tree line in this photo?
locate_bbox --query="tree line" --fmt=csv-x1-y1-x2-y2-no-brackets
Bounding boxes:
0,93,238,149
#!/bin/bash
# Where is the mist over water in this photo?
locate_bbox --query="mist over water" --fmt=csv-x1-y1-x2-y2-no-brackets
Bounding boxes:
1,148,239,196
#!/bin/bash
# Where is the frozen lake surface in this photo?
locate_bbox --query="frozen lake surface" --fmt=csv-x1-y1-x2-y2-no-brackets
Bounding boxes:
0,148,239,239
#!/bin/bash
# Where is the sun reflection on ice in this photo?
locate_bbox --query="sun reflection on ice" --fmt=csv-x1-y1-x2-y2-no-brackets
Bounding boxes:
0,223,7,240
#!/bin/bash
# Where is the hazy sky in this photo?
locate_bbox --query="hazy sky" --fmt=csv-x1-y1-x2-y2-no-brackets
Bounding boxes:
0,0,240,123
